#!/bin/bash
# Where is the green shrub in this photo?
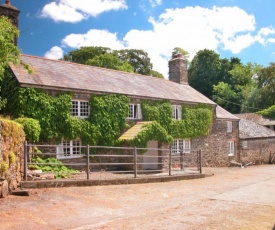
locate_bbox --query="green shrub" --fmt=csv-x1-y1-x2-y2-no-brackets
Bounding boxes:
29,156,78,179
15,117,41,142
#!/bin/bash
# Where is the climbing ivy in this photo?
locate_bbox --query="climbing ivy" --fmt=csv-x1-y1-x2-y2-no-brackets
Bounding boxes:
1,69,213,149
89,94,129,146
131,121,173,148
141,100,213,141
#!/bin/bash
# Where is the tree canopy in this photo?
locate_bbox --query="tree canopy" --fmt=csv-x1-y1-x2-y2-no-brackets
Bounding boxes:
63,46,164,78
0,16,20,110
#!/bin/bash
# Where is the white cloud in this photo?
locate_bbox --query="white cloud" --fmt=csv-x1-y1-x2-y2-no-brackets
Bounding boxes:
41,0,127,23
149,0,162,7
44,46,64,59
41,2,85,23
45,5,275,77
62,29,125,50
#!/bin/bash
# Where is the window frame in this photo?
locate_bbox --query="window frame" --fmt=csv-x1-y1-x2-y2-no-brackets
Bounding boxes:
172,105,182,120
71,100,90,118
172,139,191,155
57,139,82,159
227,121,233,132
228,141,234,156
127,104,142,120
242,140,248,149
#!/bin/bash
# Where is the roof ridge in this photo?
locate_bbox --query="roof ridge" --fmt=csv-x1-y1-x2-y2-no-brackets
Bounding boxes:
20,54,167,82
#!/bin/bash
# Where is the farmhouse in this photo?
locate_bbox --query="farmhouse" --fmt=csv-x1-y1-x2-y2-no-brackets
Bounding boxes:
1,0,245,169
3,53,241,167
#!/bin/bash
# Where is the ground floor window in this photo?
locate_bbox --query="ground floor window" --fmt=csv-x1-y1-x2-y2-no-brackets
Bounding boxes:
57,139,82,158
228,141,234,156
172,139,191,154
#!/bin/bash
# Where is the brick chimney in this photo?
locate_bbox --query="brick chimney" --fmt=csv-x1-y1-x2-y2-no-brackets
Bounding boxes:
168,53,188,85
0,0,20,45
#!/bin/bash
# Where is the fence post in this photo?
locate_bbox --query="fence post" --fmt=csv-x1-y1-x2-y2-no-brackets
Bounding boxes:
199,150,202,174
169,145,172,176
24,141,28,181
134,147,137,178
86,145,90,180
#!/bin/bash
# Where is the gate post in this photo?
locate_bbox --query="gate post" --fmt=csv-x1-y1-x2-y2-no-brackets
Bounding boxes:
134,147,137,178
24,141,28,181
169,145,172,176
86,145,90,180
199,150,202,174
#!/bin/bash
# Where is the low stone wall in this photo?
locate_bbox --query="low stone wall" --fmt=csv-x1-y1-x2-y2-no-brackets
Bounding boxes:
0,119,25,197
240,138,275,165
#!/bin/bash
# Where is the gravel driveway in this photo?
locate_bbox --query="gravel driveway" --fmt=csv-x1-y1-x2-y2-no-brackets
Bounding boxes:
0,165,274,230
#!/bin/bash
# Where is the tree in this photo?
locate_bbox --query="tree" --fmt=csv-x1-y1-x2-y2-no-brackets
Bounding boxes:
150,70,164,78
85,53,133,72
251,63,275,109
171,47,189,59
114,49,152,75
0,16,20,75
63,46,160,77
188,49,221,98
63,46,111,64
0,16,20,110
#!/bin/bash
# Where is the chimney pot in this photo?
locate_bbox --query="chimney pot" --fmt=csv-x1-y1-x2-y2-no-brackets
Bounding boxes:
5,0,10,5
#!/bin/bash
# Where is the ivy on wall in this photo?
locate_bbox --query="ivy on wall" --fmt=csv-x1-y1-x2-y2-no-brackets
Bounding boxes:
89,94,129,146
1,69,213,148
141,100,213,140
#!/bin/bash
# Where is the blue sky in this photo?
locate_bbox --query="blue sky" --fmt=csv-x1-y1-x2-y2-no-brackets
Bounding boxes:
8,0,275,77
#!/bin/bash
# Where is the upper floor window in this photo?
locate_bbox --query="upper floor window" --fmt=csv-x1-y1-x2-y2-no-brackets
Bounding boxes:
57,139,82,159
128,104,142,119
228,141,234,156
172,105,182,120
172,139,191,154
71,100,90,118
242,140,248,149
227,121,233,132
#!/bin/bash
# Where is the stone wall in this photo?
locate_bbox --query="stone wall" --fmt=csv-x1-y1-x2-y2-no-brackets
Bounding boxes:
190,119,239,167
0,119,25,197
240,138,275,165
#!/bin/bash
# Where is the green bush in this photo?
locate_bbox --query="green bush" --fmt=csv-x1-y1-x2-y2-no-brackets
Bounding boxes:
29,156,78,179
15,117,41,142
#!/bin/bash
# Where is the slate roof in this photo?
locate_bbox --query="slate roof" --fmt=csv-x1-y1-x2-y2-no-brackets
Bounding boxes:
239,118,275,139
235,113,275,126
10,54,216,105
216,106,240,120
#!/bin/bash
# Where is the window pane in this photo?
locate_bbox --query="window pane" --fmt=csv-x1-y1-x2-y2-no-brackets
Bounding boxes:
72,140,81,155
80,101,89,117
62,140,70,156
71,101,78,116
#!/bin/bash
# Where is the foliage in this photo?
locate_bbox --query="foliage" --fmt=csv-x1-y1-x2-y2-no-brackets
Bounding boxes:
141,100,213,140
29,156,78,179
0,16,20,110
63,46,161,77
257,105,275,119
15,117,41,142
114,49,152,75
131,121,173,148
85,53,133,72
150,70,164,78
170,106,213,139
171,47,189,60
189,49,222,98
89,94,130,146
251,63,275,109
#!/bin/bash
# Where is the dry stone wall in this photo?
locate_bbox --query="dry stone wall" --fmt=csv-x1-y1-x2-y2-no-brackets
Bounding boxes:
0,119,25,197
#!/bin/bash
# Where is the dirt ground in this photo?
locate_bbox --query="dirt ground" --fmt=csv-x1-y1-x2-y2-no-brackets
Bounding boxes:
0,165,274,230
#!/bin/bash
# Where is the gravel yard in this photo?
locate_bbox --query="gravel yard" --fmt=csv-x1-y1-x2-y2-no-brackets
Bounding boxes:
0,165,274,230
